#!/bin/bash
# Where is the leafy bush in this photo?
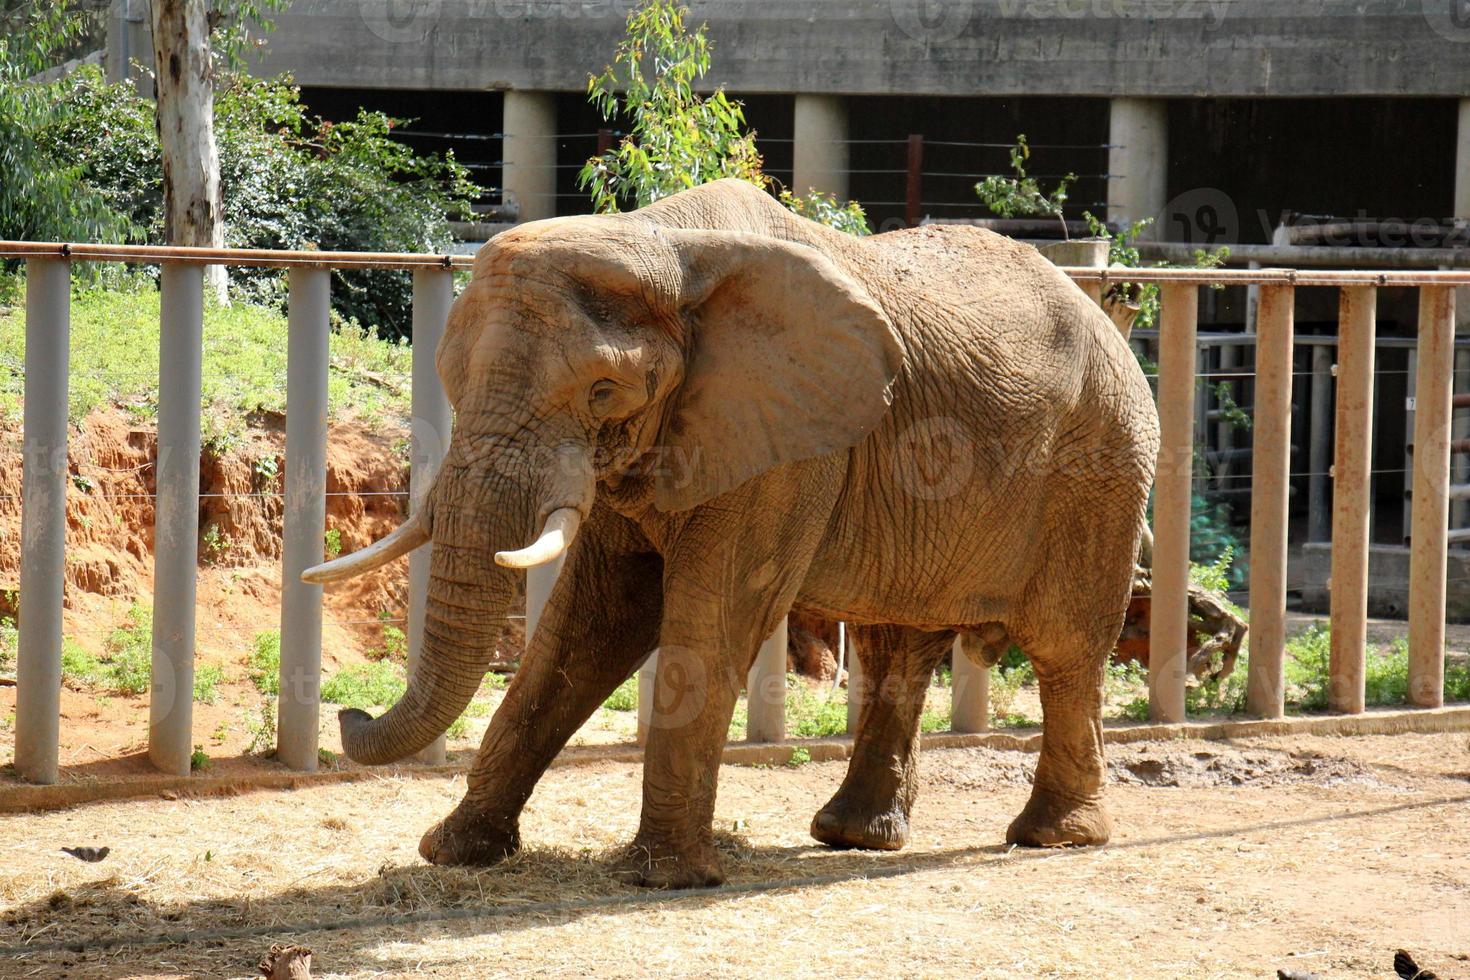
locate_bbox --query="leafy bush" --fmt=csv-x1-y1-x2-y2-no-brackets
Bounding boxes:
60,639,101,688
786,676,847,738
17,67,477,338
0,615,15,673
193,664,224,704
320,661,406,709
248,631,281,695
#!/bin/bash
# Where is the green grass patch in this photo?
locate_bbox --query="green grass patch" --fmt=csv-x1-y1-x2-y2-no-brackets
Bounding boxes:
101,604,152,695
0,616,16,674
0,285,411,433
320,661,407,709
603,676,638,712
61,639,102,688
247,631,281,695
192,663,224,704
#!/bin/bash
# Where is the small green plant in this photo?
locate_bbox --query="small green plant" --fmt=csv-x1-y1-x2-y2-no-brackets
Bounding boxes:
919,701,951,733
251,453,279,490
603,676,639,712
1364,637,1410,706
211,721,231,742
317,747,337,767
1446,662,1470,702
193,663,223,704
446,713,470,739
786,675,849,738
320,661,406,709
201,524,227,564
0,615,16,673
324,528,343,560
246,696,277,755
777,189,870,236
988,659,1035,722
974,134,1076,238
1284,622,1332,711
247,631,281,695
70,473,94,494
101,604,152,695
61,639,101,688
190,745,210,772
381,625,406,662
786,746,811,767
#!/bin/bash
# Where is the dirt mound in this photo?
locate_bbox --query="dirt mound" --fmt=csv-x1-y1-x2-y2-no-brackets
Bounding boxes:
1108,744,1385,789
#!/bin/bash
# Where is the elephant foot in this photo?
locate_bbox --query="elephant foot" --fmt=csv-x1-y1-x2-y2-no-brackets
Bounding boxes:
1005,790,1111,848
810,795,909,851
612,831,725,889
418,808,521,867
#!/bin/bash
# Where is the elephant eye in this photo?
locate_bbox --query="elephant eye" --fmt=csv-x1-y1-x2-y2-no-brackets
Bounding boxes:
588,379,622,416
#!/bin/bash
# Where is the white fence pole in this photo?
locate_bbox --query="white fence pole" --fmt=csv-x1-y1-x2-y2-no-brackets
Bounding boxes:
407,268,454,764
277,268,331,771
845,632,863,734
14,258,70,785
746,617,787,743
148,263,204,775
950,635,989,733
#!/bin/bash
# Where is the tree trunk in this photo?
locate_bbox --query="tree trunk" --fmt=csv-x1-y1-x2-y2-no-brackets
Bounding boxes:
151,0,228,303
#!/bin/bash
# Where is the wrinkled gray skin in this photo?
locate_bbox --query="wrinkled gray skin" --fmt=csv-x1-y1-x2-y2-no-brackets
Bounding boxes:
334,179,1159,888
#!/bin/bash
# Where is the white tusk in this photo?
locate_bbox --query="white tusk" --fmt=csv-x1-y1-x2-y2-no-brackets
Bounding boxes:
495,507,582,569
301,509,431,584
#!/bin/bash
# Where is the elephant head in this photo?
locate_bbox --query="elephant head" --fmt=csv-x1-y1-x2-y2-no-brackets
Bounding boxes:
301,212,904,765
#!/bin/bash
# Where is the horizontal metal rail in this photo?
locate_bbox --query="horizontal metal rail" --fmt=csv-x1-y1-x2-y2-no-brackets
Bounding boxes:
3,239,1464,788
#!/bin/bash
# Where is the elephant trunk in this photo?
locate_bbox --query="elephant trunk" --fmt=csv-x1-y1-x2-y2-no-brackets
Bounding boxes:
339,499,520,765
337,438,595,766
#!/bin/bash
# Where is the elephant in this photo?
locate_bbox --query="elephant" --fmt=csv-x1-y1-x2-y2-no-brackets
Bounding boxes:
302,178,1160,888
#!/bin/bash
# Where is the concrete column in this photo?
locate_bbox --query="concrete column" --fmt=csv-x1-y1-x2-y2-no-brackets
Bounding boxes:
1329,287,1377,715
502,91,557,223
277,268,331,771
148,263,204,776
407,269,454,765
1408,287,1455,707
950,636,989,734
1150,283,1197,724
792,95,849,200
746,618,788,743
14,258,70,785
1108,98,1168,239
1245,284,1295,719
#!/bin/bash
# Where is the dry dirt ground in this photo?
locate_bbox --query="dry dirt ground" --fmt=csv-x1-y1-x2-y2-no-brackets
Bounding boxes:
1,731,1468,979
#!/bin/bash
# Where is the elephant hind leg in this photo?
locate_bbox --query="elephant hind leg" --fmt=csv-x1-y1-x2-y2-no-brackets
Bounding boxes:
811,624,954,850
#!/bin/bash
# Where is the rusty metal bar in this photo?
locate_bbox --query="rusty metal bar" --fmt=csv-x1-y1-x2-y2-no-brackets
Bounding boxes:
1408,287,1455,707
1150,283,1197,723
905,134,923,228
0,240,469,270
407,269,454,765
1329,286,1377,715
14,258,70,785
1246,283,1295,718
148,263,204,776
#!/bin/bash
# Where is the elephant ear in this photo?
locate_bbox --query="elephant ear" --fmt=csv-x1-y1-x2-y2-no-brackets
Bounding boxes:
653,229,904,512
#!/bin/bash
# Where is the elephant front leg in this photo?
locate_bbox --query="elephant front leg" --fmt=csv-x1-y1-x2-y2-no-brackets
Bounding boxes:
421,531,663,867
616,641,744,888
811,625,953,850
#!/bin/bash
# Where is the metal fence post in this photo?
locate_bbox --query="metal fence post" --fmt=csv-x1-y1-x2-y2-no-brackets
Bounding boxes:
950,635,989,733
148,263,204,776
1149,283,1197,723
905,134,923,228
746,617,787,743
1308,343,1334,542
14,258,70,784
1408,286,1454,707
1329,286,1377,714
278,268,331,771
407,268,453,764
1245,283,1294,718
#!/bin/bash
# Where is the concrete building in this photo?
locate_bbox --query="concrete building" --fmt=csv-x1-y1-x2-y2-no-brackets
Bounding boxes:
103,0,1470,567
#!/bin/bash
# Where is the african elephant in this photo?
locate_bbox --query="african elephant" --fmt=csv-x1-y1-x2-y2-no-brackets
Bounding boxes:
303,179,1160,888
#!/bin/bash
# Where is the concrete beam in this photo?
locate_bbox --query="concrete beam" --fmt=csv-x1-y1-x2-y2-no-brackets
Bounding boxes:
251,1,1470,99
502,91,557,223
792,95,848,200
